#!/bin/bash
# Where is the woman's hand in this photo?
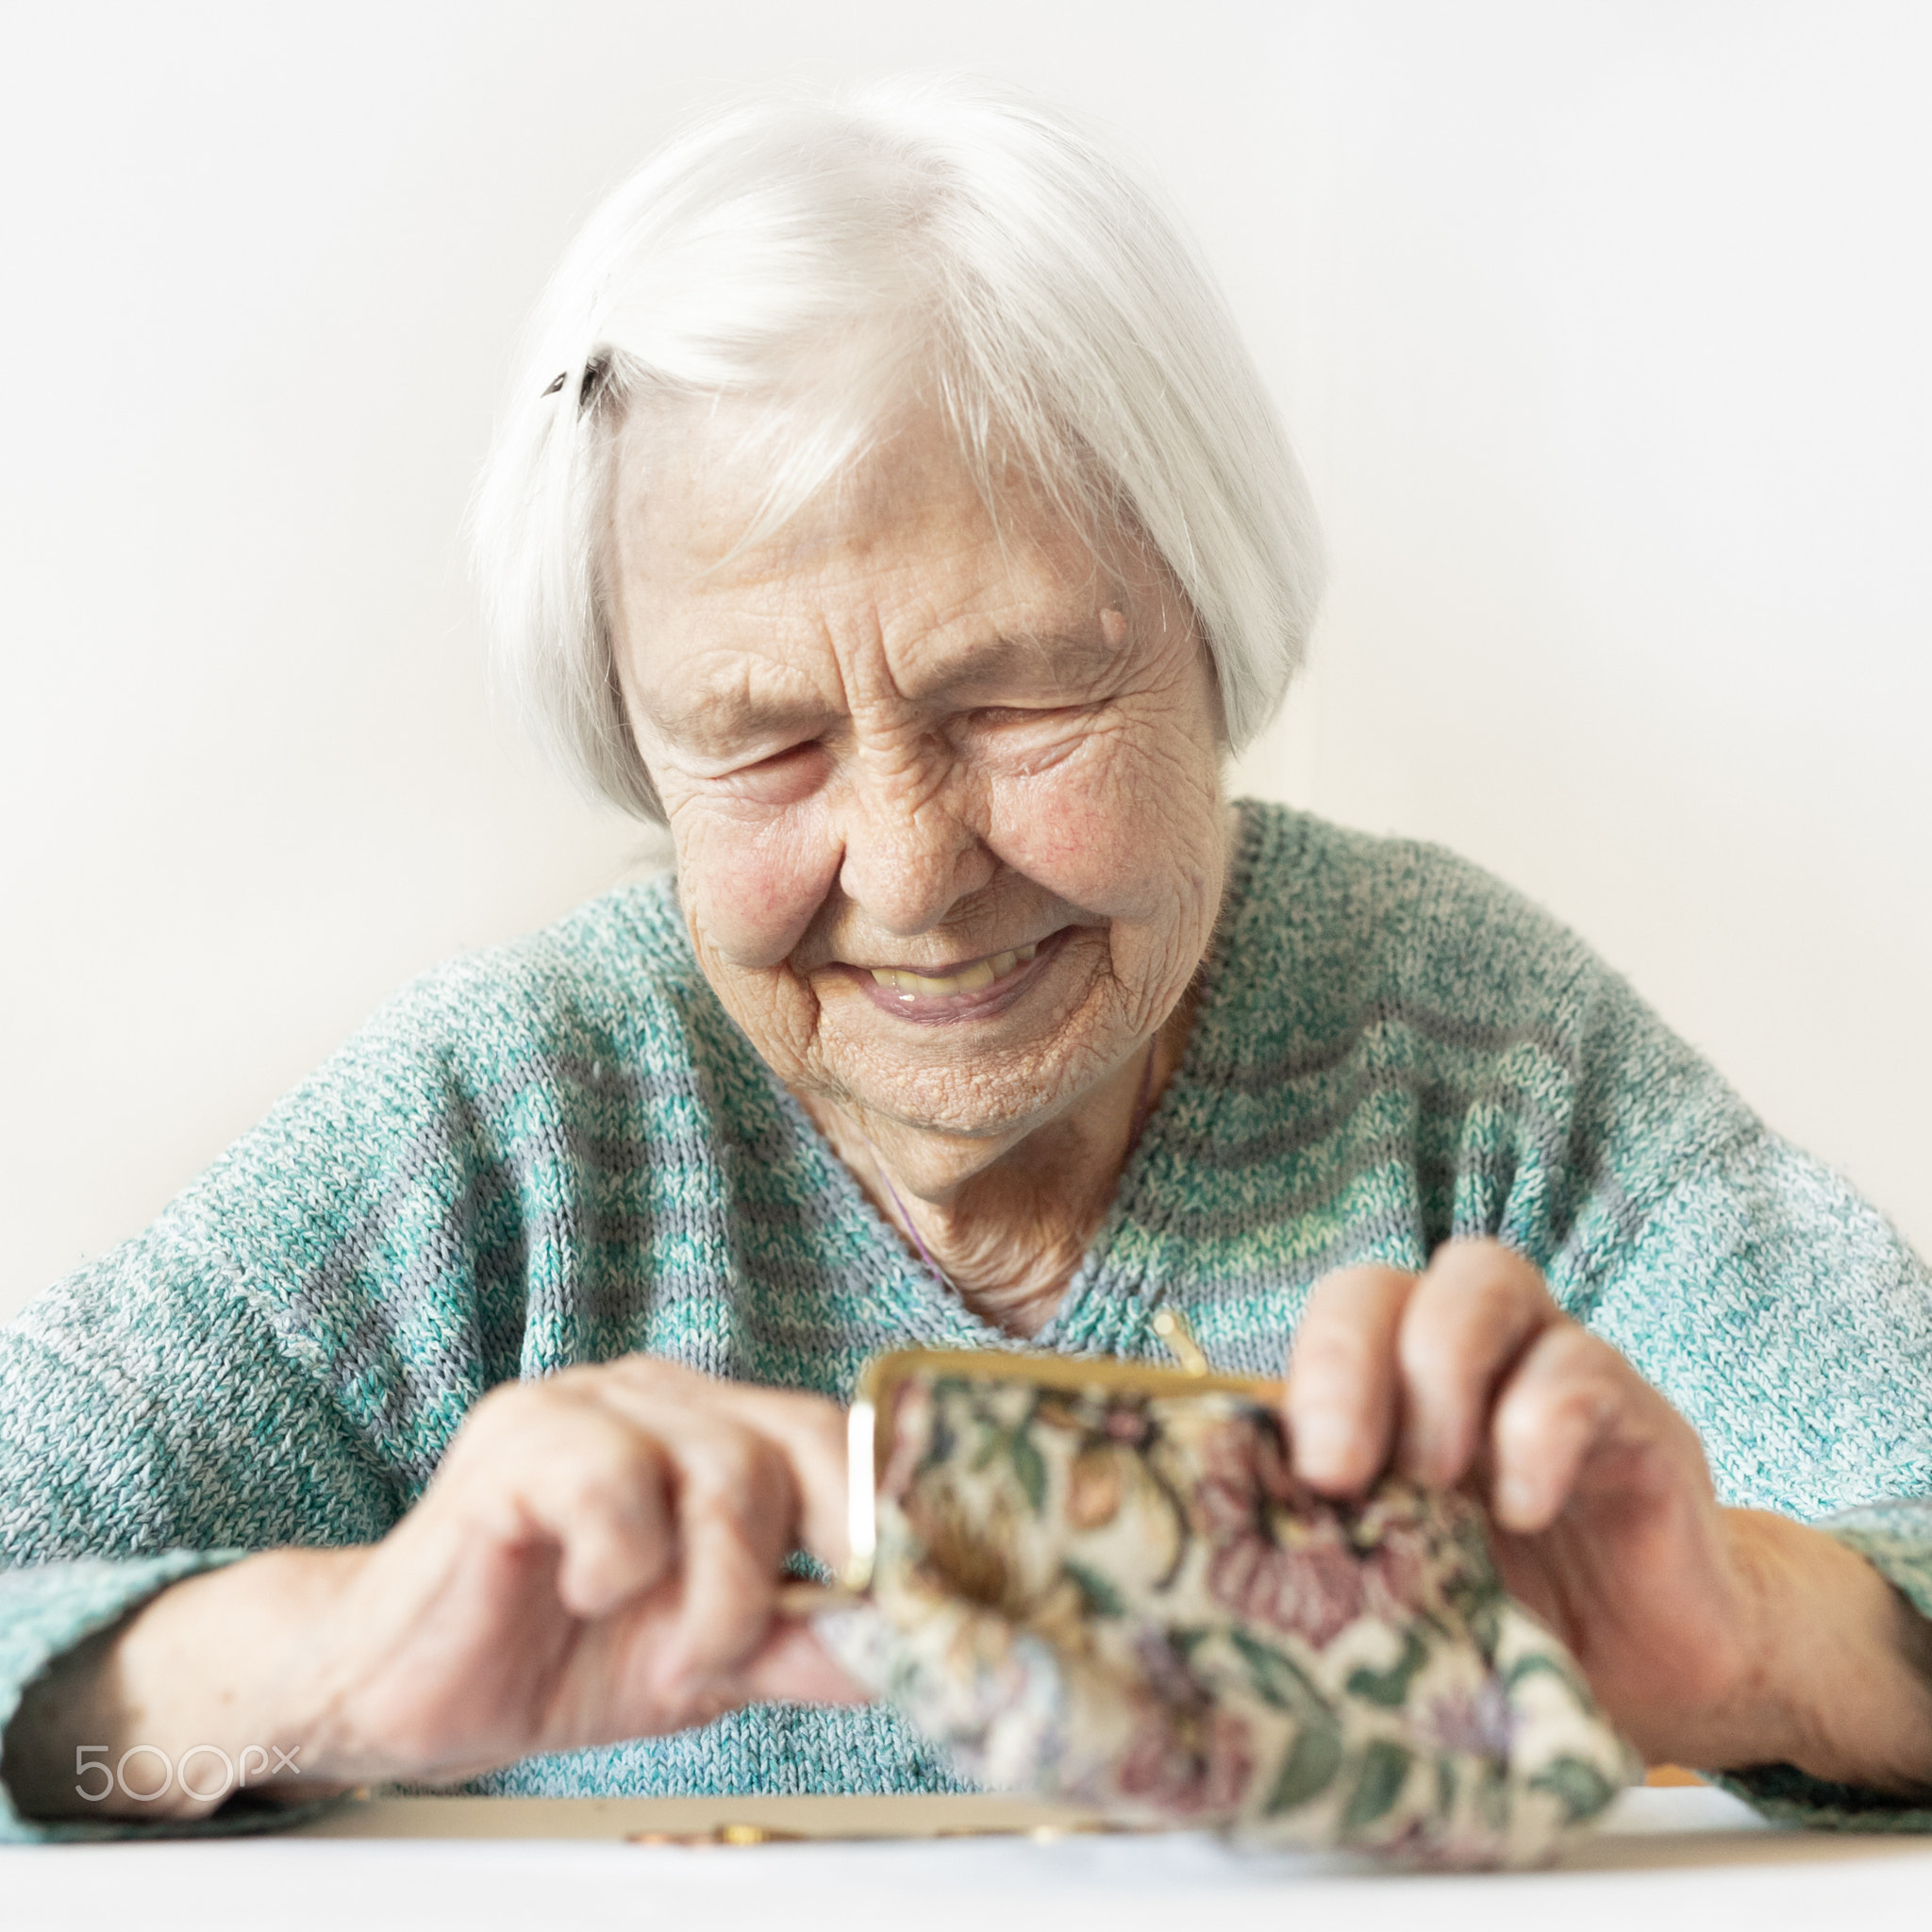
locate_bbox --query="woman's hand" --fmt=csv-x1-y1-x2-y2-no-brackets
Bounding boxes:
1284,1238,1932,1789
6,1358,862,1821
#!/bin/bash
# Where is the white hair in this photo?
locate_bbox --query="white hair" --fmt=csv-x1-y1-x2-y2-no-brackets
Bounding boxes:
471,76,1324,821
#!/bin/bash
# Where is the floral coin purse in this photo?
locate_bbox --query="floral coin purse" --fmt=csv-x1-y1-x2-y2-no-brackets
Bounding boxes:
810,1321,1638,1867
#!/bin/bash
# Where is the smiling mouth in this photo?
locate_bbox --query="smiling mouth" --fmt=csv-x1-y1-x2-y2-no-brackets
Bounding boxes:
866,942,1041,998
845,932,1067,1023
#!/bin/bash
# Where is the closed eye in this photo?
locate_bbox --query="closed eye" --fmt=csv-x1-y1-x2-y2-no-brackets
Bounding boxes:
962,703,1091,729
952,703,1097,776
712,740,829,805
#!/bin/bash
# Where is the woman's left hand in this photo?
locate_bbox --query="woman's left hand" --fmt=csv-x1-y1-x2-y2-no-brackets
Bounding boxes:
1284,1238,1932,1788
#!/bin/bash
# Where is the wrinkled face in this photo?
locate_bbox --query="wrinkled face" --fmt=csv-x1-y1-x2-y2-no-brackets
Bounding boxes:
608,407,1229,1167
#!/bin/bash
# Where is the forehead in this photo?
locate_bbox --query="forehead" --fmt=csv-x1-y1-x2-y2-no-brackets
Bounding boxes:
608,405,1127,691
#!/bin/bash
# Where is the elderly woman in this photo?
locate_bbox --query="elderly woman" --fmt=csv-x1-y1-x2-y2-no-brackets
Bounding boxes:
4,80,1931,1838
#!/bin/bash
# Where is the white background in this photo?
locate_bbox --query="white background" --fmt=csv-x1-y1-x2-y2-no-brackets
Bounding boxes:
2,1,1926,1321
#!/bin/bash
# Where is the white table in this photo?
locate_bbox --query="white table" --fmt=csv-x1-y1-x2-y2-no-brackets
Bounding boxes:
8,1785,1932,1932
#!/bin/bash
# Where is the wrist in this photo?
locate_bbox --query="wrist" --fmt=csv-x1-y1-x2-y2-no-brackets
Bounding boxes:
4,1549,360,1824
126,1548,363,1807
1717,1509,1932,1791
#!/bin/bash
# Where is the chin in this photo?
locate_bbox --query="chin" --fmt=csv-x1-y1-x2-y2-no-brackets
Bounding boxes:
819,1024,1119,1144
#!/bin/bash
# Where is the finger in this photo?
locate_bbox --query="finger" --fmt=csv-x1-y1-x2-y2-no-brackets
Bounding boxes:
737,1623,871,1707
455,1393,679,1620
648,1411,796,1689
1487,1323,1652,1533
1394,1239,1559,1488
571,1361,846,1685
596,1359,852,1569
1284,1264,1417,1494
660,1374,851,1570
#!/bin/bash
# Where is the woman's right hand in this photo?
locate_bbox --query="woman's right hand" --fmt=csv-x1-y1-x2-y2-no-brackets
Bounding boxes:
5,1358,861,1820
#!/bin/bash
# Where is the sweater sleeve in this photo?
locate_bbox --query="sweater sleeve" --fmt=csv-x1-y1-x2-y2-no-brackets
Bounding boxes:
1534,966,1932,1827
0,893,680,1841
0,1217,404,1840
0,942,547,1840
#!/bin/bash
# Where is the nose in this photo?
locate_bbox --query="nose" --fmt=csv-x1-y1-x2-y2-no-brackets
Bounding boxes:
836,758,994,937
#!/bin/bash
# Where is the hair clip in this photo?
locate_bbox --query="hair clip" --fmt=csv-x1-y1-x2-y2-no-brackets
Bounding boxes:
541,358,609,411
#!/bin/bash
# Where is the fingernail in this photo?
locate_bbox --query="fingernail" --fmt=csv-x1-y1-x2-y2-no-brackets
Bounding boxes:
1294,1410,1357,1484
1496,1472,1540,1526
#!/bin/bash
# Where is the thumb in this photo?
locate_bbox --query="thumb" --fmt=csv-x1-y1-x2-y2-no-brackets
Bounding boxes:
737,1620,870,1706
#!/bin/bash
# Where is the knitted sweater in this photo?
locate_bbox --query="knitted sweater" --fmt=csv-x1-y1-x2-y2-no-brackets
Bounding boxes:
5,802,1931,1841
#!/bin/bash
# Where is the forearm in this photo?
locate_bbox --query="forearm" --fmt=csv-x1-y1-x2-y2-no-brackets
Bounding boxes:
3,1550,357,1824
1712,1508,1932,1793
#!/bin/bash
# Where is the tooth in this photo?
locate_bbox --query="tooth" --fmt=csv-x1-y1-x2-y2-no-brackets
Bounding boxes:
869,942,1041,997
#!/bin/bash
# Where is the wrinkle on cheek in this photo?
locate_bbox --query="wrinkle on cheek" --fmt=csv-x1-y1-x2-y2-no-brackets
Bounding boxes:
977,710,1224,1041
674,802,841,972
989,729,1219,924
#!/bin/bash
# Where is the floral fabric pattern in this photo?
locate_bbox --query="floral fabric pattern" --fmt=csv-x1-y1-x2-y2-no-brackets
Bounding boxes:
817,1367,1638,1867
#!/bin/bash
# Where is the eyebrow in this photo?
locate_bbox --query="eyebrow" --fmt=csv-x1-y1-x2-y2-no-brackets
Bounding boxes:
649,627,1128,755
645,680,839,755
933,628,1124,702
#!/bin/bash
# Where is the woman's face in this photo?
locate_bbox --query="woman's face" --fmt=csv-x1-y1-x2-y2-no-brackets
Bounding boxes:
608,408,1228,1175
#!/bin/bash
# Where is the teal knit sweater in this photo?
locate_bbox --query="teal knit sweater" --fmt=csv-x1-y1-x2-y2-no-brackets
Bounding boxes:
5,802,1931,1840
